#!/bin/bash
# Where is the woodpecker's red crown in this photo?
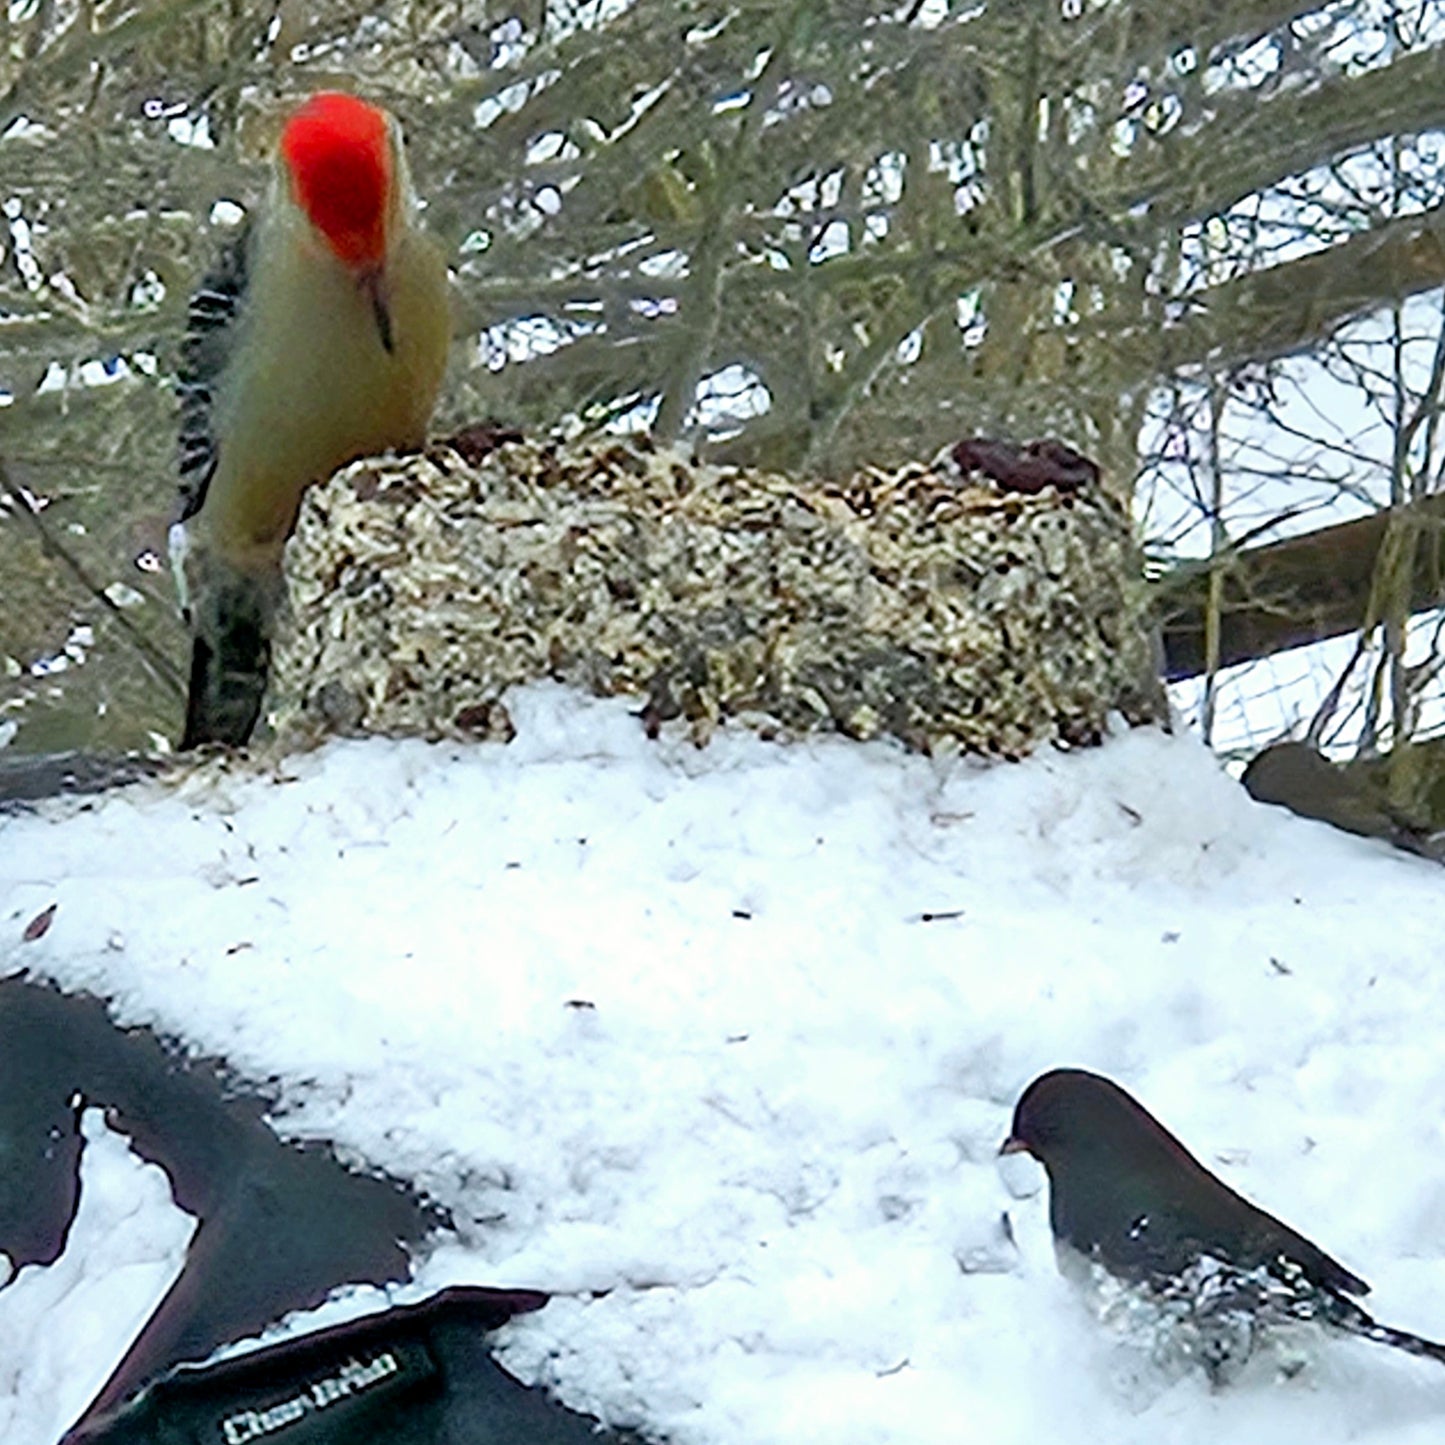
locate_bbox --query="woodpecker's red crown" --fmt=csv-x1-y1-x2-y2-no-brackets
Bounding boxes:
279,92,393,271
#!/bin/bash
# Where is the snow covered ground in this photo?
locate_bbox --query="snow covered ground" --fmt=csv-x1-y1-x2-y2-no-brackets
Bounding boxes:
4,682,1445,1444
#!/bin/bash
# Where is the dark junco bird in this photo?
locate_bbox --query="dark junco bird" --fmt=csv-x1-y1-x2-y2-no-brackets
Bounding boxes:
1001,1068,1445,1379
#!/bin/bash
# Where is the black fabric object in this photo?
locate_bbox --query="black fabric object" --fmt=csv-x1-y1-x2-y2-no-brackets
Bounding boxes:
64,1286,639,1445
0,975,442,1426
1001,1068,1445,1370
3,768,656,1442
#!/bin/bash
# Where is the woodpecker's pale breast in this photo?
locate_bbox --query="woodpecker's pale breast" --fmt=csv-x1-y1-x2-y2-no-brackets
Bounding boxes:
198,200,448,568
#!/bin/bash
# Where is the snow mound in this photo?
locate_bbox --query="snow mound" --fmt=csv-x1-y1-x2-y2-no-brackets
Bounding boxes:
4,684,1445,1443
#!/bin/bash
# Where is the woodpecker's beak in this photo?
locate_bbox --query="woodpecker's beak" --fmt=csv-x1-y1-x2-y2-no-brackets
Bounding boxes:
999,1135,1031,1157
360,268,395,354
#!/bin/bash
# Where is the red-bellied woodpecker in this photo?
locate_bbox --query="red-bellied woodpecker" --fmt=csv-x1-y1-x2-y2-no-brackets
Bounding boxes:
172,92,450,748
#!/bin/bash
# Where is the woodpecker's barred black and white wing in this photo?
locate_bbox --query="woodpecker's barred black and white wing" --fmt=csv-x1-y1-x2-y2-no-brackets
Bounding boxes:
174,218,276,750
176,219,252,525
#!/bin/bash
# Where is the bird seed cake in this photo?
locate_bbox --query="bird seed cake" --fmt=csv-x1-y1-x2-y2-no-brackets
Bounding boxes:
268,430,1164,756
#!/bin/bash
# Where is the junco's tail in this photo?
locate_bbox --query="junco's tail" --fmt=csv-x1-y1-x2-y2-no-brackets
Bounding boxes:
1335,1302,1445,1366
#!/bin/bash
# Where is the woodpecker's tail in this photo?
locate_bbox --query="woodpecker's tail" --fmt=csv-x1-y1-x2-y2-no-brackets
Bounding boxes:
180,566,278,749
